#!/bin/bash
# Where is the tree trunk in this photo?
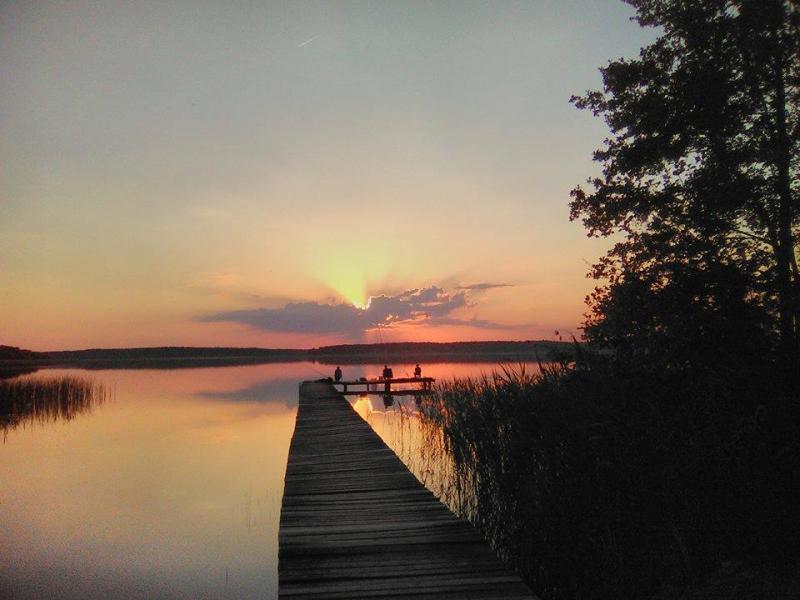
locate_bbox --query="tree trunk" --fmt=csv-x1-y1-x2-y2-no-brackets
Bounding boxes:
772,47,799,365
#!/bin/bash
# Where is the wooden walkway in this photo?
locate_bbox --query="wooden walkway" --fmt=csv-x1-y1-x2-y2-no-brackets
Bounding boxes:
332,377,435,395
278,381,536,599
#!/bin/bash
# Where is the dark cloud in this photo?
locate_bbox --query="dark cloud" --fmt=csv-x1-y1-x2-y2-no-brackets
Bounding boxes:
420,316,517,330
455,283,513,291
202,302,364,334
200,285,506,337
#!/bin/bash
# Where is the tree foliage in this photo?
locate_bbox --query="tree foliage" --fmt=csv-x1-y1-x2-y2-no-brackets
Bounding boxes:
571,0,800,368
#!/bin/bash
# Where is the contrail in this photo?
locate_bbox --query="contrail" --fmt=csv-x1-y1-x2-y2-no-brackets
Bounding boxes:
297,35,318,48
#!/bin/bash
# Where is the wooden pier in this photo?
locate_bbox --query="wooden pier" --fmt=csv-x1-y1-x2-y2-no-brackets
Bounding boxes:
278,381,536,599
332,377,435,396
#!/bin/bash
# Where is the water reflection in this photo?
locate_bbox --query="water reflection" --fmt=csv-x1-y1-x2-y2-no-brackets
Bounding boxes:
0,364,309,600
352,362,546,523
0,366,39,380
0,361,530,599
198,377,300,407
0,376,108,438
352,394,456,506
352,395,373,420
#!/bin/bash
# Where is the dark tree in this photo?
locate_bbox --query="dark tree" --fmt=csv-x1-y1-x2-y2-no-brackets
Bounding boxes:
571,0,799,368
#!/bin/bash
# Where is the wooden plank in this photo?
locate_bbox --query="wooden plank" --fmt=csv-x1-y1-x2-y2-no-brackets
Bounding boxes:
278,381,537,599
340,390,435,397
332,377,435,385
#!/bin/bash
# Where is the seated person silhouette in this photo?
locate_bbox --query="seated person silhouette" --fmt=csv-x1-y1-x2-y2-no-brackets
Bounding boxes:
334,366,342,382
414,364,422,378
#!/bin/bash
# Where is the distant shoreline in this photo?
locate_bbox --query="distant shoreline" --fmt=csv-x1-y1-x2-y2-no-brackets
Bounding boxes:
0,341,573,373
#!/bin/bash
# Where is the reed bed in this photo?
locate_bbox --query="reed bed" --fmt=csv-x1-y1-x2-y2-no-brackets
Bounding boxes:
414,360,800,599
1,376,108,437
367,395,464,513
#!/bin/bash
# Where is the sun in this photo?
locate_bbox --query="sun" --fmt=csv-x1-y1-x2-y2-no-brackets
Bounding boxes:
351,296,372,311
318,266,369,309
310,244,392,311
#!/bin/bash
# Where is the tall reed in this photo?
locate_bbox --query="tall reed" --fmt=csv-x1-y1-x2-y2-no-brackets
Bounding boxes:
1,376,108,438
414,360,800,599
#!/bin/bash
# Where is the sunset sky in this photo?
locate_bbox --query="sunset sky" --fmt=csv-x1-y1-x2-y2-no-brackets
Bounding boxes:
1,1,655,350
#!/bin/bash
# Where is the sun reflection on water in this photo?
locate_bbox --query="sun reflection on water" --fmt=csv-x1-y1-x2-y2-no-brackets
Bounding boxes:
352,395,373,419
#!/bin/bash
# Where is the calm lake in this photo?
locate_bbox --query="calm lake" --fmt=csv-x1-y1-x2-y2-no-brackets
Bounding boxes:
0,361,541,599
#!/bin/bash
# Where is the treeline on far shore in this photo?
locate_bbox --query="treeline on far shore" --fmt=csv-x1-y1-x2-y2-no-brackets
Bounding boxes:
0,340,574,371
311,341,572,364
